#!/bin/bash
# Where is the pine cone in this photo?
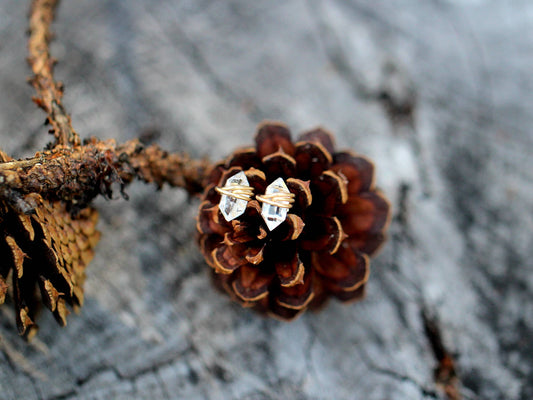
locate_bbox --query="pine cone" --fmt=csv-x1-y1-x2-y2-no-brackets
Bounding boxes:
197,122,391,320
0,152,100,338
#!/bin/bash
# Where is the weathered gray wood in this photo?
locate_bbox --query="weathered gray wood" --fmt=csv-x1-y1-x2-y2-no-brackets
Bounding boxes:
1,1,532,399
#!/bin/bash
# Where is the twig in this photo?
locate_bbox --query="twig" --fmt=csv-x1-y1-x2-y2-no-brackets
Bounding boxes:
28,0,80,147
0,0,216,339
22,0,213,207
0,139,212,210
422,308,461,400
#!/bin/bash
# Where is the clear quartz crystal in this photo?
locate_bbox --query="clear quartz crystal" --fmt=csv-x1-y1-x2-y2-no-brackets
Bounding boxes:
219,171,249,221
261,177,290,231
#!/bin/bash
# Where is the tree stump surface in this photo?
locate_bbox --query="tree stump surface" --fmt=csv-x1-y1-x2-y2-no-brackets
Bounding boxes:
0,1,531,399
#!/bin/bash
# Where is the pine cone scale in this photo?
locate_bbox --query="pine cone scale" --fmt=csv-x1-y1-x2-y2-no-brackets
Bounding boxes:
309,171,348,217
12,270,38,336
212,245,245,274
332,152,375,195
312,245,370,292
299,216,344,254
6,236,27,278
298,128,336,154
262,151,296,179
18,214,36,241
275,269,314,310
0,277,8,304
286,178,312,210
255,122,295,158
294,141,333,180
339,191,391,235
282,214,305,241
227,147,261,170
276,254,304,287
232,265,273,302
39,278,60,311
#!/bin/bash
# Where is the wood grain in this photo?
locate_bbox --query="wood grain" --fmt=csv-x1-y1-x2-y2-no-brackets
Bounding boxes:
0,1,531,399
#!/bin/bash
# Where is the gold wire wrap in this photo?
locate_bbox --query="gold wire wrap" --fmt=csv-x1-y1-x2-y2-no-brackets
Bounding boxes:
256,191,295,209
215,184,254,201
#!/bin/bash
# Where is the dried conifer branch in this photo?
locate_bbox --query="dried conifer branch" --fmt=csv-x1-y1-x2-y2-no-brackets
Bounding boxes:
28,0,80,147
0,139,212,210
125,141,212,194
20,0,212,207
0,0,209,338
0,135,211,337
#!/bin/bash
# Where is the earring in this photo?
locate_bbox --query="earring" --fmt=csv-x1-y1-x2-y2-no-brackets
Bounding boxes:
256,177,295,231
216,171,254,221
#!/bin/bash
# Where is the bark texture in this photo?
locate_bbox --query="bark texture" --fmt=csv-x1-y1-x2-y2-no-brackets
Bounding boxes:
0,1,532,399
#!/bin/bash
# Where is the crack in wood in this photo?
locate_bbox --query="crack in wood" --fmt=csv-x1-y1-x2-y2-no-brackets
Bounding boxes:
421,307,463,400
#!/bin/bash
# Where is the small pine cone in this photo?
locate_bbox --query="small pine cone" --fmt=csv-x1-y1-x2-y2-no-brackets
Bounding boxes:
0,152,100,338
197,122,391,320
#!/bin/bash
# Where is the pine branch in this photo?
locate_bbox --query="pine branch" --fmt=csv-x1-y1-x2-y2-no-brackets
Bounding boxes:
0,0,218,338
14,0,214,210
28,0,80,147
0,139,212,211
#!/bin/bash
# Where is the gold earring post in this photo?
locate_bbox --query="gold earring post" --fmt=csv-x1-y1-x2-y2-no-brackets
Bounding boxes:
215,184,254,201
256,191,295,209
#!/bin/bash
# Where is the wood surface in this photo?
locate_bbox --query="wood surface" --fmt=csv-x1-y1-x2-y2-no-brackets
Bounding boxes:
0,1,531,399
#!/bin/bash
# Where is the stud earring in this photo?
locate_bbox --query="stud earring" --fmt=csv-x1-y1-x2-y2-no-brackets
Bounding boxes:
256,177,295,231
216,171,254,222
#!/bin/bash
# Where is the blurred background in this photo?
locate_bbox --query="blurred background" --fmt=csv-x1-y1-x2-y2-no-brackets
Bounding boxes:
0,1,532,399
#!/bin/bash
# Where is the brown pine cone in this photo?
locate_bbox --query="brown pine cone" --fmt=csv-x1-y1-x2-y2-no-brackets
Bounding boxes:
197,122,391,320
0,151,100,338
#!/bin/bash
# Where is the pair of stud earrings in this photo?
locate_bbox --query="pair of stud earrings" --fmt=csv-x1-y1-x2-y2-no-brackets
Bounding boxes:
215,171,295,231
